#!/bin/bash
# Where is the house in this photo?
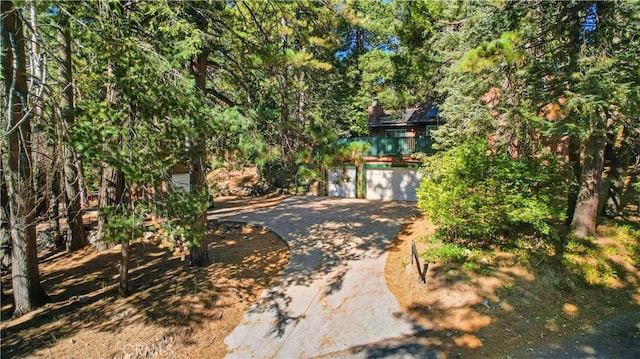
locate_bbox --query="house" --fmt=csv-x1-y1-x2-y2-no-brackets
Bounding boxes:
367,100,442,138
328,101,442,202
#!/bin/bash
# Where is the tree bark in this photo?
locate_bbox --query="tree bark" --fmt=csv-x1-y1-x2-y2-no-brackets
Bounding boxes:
95,62,120,252
1,156,11,271
570,128,606,238
2,0,49,316
48,99,62,248
188,51,210,266
28,0,48,221
96,165,125,245
566,134,581,225
49,167,62,248
118,238,130,297
34,167,48,218
57,12,86,251
97,164,129,295
1,156,9,300
597,126,632,217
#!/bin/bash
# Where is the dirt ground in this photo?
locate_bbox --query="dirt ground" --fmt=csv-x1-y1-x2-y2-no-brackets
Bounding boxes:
1,196,289,359
2,194,638,358
385,214,640,357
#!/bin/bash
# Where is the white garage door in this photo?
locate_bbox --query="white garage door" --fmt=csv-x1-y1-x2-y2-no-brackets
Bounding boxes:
365,167,423,201
328,167,357,198
171,173,191,192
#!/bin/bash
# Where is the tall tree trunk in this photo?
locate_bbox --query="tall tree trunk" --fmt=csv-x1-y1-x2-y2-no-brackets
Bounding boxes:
57,12,86,251
570,127,606,238
96,63,119,252
96,166,125,243
49,167,62,248
597,126,632,217
1,156,9,300
296,68,306,131
28,0,48,221
1,155,11,271
34,167,47,217
566,134,581,225
76,160,87,208
97,165,128,295
188,51,210,266
2,0,49,316
278,16,295,180
119,232,130,297
48,95,62,247
96,58,131,295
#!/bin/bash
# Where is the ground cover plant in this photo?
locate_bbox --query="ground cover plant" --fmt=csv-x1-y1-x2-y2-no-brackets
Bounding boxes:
385,212,640,357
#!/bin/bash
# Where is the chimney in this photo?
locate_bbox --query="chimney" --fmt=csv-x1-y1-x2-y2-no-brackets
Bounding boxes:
367,100,384,122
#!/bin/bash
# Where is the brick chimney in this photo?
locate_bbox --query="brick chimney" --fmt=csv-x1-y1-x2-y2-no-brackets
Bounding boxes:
367,100,384,122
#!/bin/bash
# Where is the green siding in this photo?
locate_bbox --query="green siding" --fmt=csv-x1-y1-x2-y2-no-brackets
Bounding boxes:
335,136,435,156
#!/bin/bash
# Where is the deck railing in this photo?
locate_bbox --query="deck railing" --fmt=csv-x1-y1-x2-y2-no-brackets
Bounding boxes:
335,136,435,156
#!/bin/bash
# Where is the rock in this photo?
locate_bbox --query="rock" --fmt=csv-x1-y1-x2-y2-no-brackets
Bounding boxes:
563,303,579,316
87,230,99,245
36,230,57,251
114,309,129,318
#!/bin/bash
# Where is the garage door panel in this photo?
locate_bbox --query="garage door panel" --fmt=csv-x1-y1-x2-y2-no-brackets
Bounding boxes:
365,167,423,201
328,168,356,198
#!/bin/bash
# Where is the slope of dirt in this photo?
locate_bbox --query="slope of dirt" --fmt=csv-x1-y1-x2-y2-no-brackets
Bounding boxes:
1,197,289,359
385,215,640,358
209,167,265,197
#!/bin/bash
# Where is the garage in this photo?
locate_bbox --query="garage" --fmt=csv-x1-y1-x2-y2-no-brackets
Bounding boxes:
365,167,423,201
327,167,357,198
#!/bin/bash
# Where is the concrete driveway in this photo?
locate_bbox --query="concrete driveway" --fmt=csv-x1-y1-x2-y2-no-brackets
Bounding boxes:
208,196,435,358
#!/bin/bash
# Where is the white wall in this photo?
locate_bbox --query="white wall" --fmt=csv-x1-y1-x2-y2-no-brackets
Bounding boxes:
327,168,357,198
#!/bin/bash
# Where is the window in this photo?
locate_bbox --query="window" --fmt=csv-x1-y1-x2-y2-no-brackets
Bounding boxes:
425,125,438,137
386,129,407,137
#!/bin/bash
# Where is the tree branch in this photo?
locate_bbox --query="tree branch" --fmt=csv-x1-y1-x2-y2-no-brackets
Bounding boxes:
205,87,236,107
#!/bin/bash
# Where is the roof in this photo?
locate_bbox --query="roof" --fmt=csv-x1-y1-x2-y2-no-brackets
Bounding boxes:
369,103,440,128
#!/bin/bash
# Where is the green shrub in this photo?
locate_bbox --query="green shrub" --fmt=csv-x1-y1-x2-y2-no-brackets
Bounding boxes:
417,138,566,245
154,189,209,251
463,262,493,275
422,242,468,263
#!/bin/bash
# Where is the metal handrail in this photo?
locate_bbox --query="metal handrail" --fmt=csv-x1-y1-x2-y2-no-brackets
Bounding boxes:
411,240,428,283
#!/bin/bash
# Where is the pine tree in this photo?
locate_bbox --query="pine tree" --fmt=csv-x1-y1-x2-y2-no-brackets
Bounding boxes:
1,0,49,316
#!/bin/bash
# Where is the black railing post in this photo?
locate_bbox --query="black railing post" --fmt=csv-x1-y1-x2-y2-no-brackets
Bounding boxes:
411,240,428,283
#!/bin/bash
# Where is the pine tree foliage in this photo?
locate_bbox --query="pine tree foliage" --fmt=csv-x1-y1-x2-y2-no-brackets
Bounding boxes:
418,1,640,242
3,0,636,311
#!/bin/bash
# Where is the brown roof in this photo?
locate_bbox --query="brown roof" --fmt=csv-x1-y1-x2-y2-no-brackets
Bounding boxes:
369,103,440,128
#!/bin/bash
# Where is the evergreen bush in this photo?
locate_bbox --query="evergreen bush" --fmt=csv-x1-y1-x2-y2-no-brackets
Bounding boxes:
417,138,566,245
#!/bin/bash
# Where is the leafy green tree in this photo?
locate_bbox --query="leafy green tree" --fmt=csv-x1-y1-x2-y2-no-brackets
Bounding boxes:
421,1,639,240
55,8,86,251
418,139,565,244
64,0,228,294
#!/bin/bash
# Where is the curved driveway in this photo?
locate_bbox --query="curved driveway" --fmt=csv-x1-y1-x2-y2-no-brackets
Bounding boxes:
209,196,434,358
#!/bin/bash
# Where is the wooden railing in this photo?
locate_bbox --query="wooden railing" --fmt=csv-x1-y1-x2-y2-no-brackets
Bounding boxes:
335,136,435,156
